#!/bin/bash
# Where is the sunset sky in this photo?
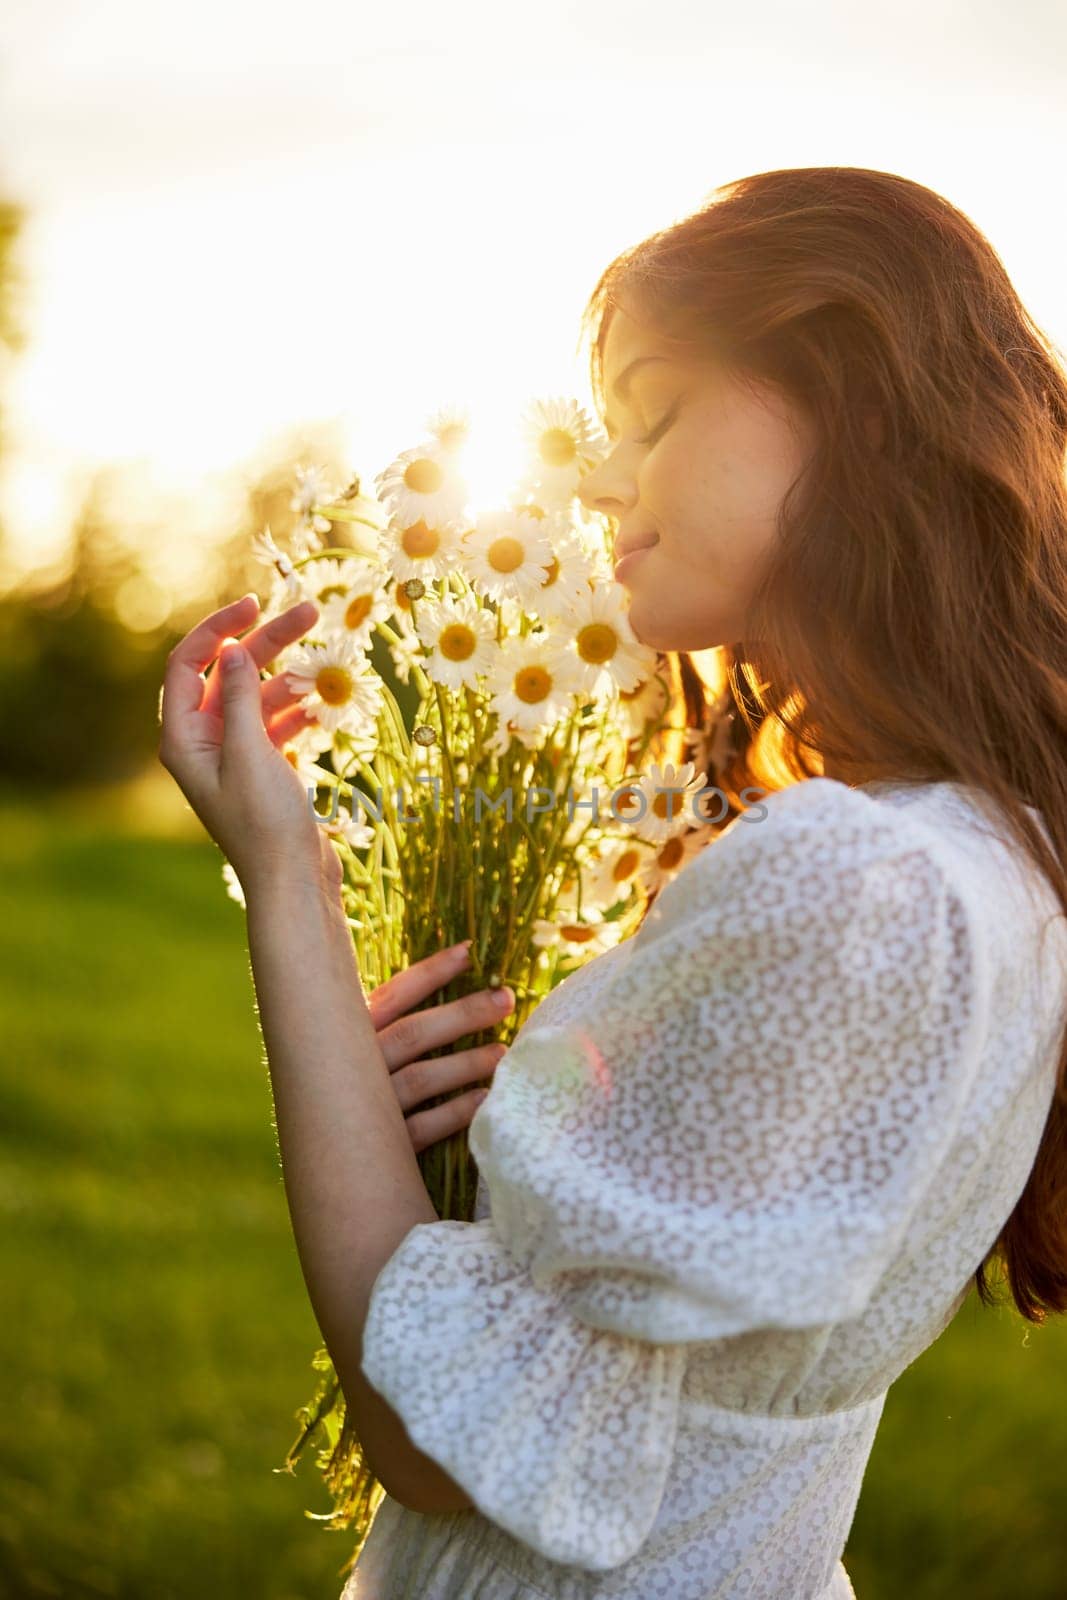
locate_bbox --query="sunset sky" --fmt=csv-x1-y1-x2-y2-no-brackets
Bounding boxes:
1,0,1064,585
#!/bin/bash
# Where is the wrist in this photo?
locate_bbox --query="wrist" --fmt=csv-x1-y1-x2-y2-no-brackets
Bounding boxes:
239,851,343,912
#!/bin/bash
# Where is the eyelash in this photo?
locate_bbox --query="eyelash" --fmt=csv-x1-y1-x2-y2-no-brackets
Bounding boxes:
637,404,679,446
607,402,679,448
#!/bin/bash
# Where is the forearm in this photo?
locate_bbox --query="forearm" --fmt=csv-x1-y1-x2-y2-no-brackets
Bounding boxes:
243,867,474,1513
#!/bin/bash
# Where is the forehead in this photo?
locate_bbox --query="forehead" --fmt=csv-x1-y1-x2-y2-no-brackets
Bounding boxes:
599,306,673,385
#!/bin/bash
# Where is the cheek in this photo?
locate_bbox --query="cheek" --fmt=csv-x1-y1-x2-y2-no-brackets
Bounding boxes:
642,432,783,580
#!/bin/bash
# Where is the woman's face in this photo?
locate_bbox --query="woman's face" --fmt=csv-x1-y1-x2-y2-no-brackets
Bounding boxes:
577,305,819,652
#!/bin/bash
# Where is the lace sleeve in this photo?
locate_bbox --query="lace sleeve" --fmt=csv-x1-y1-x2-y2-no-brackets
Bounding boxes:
360,778,989,1569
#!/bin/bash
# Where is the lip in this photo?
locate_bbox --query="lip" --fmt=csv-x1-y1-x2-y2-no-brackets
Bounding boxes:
614,531,659,560
613,543,657,582
614,537,655,582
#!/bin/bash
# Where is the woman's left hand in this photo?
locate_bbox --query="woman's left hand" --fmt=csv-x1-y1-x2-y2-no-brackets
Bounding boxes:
157,592,336,899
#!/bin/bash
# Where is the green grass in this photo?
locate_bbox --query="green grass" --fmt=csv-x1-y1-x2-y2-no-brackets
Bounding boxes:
2,773,1066,1598
0,777,356,1599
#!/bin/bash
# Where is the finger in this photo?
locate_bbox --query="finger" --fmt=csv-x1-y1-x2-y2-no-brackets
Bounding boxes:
376,983,515,1071
202,599,319,717
267,701,320,750
261,668,309,719
395,1036,508,1139
159,593,262,744
391,1042,508,1113
403,1088,494,1156
366,942,475,1031
217,635,274,756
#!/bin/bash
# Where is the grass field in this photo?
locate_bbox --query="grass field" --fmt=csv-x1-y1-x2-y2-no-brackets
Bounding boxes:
2,770,1065,1598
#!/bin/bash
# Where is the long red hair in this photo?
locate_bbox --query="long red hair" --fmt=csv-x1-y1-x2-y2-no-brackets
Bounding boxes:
580,166,1067,1323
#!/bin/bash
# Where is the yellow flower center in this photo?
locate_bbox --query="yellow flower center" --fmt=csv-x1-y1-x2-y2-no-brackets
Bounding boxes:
540,555,560,587
560,923,597,944
612,848,641,883
345,594,374,630
576,621,617,665
439,622,476,662
615,786,640,816
437,423,467,450
514,664,552,705
403,457,444,494
402,520,441,559
284,749,300,769
317,582,347,603
316,665,354,706
657,836,685,870
653,788,684,821
488,536,525,574
540,428,577,468
395,581,411,611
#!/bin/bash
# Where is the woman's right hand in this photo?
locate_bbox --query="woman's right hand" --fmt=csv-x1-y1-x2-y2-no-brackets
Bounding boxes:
367,941,515,1155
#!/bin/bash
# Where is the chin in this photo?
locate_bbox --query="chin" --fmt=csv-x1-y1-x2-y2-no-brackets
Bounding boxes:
625,599,733,654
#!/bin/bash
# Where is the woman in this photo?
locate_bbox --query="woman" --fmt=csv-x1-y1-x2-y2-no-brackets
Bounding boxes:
158,167,1067,1598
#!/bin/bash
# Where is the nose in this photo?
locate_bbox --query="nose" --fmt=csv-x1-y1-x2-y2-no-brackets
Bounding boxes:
576,452,638,523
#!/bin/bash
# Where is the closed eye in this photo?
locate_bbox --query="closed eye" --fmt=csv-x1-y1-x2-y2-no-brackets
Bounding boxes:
604,400,679,447
636,402,680,446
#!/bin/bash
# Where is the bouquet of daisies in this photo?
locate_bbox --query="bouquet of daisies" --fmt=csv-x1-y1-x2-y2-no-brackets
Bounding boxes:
222,397,732,1563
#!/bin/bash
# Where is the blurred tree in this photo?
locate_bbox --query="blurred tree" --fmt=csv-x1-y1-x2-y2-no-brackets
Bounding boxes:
0,421,393,790
0,197,28,552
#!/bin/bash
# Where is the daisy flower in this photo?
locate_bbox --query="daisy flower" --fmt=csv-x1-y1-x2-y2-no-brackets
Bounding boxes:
636,827,710,895
283,636,384,737
380,516,466,584
569,506,617,571
425,401,473,455
414,592,497,690
554,585,659,697
290,464,337,554
489,594,528,635
277,727,350,839
291,464,336,526
374,441,468,529
385,611,426,687
265,565,310,619
516,396,605,508
532,908,626,960
460,508,555,607
486,632,583,734
322,802,376,853
278,717,335,793
483,715,547,758
587,837,656,905
615,759,710,844
221,861,247,909
525,528,597,623
252,524,306,608
618,670,671,739
314,558,394,651
297,553,369,606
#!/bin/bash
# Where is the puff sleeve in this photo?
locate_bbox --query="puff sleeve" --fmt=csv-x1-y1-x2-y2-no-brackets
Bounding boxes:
359,778,990,1570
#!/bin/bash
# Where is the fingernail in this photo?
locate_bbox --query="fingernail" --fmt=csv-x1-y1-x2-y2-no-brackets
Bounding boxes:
474,1089,490,1104
495,986,514,1009
221,639,244,672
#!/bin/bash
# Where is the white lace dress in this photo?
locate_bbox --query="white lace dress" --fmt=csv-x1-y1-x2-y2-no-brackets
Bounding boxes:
346,777,1067,1600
